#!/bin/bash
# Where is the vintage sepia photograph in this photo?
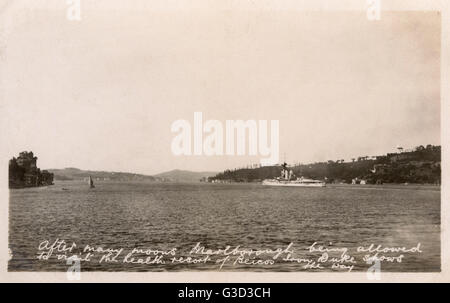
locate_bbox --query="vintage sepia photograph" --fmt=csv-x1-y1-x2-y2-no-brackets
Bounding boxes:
0,0,448,283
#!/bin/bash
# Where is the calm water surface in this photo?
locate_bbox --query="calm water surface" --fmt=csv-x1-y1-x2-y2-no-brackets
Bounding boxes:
9,181,440,272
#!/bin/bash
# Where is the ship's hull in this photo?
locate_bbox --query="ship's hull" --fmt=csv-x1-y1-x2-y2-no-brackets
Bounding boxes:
262,180,326,187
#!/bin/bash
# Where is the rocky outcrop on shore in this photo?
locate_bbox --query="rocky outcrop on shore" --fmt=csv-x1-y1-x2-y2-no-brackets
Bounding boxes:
9,151,54,189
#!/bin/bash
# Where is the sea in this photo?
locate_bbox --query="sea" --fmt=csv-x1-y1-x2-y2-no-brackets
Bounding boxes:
8,181,440,272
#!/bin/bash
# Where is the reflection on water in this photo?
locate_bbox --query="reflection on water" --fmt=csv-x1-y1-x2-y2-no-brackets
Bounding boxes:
8,181,440,272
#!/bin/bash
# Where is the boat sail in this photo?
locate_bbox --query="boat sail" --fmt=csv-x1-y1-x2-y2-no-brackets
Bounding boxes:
89,176,95,188
262,163,326,187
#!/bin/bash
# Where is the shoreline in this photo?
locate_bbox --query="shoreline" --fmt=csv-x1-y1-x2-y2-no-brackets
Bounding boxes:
8,179,439,192
327,183,440,191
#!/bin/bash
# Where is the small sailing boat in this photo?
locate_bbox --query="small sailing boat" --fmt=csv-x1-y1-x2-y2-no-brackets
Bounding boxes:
89,176,95,188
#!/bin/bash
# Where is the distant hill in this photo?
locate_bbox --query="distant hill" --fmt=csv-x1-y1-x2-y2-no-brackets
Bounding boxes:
48,168,156,182
48,168,217,183
153,169,217,182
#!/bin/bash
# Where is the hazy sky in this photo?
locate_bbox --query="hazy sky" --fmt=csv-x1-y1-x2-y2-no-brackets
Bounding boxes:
1,3,441,174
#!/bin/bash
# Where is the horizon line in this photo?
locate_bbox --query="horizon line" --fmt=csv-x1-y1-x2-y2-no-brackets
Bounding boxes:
34,143,441,176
